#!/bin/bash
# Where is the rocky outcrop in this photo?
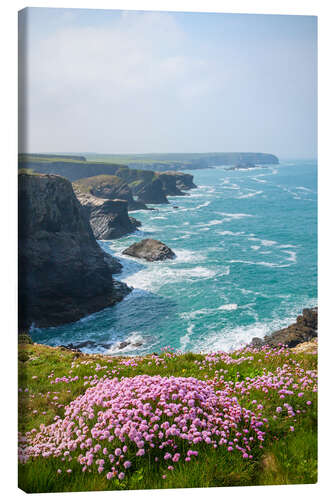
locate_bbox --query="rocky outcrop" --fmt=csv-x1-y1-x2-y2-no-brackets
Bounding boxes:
73,175,148,211
131,177,169,204
157,173,186,196
19,173,131,329
74,189,141,240
122,238,176,261
250,307,318,348
168,172,197,191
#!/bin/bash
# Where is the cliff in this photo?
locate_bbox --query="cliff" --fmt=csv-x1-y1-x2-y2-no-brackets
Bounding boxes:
157,171,197,195
84,152,279,171
74,188,141,239
73,175,148,211
18,173,131,329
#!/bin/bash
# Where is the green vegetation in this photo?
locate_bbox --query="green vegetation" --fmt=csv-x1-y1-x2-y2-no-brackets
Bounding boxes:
73,175,124,194
18,341,317,492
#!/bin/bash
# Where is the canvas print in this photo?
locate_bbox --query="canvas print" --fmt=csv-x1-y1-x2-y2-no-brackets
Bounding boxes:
18,7,317,493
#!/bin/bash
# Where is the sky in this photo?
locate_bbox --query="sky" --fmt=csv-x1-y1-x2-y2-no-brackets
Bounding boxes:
18,8,317,158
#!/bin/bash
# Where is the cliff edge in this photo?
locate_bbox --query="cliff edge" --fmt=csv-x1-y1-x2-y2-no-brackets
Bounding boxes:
18,173,131,329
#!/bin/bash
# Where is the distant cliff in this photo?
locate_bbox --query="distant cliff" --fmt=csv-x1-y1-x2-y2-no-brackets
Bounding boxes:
18,173,130,329
157,172,197,195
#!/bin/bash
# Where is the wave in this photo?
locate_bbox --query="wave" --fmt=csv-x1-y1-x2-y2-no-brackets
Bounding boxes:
180,302,237,321
295,186,313,192
248,237,277,247
122,265,223,292
193,297,317,353
106,332,146,355
228,259,293,268
179,324,194,351
282,250,297,263
238,190,263,199
252,177,267,184
217,230,245,236
218,303,238,311
217,212,254,219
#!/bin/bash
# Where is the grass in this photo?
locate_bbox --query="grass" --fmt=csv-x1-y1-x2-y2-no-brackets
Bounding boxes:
73,174,125,194
18,341,317,492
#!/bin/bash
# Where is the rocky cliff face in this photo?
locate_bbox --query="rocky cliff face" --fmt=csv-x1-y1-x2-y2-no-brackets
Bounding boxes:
157,172,197,195
18,173,131,329
73,175,148,211
130,177,169,204
74,189,141,239
157,173,186,196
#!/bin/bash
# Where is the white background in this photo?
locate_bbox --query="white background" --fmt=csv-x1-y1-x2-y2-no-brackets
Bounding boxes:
1,1,331,499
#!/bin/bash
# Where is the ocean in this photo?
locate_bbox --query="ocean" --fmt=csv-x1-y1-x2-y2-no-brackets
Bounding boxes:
30,159,317,355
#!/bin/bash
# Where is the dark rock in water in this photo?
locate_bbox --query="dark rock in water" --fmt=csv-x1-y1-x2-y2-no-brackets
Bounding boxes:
118,341,130,350
61,337,143,352
122,238,176,262
74,189,141,240
18,173,131,329
250,307,318,348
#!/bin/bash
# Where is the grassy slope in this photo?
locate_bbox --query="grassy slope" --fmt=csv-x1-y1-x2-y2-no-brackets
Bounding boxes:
73,175,125,194
18,342,317,493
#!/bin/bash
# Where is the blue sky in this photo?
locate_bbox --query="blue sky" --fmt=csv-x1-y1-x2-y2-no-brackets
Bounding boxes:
19,8,317,158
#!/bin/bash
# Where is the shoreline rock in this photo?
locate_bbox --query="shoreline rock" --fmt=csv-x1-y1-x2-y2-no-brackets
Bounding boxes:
122,238,176,262
250,307,317,348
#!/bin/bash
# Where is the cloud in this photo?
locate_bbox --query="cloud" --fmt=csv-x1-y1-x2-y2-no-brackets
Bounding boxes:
20,10,317,156
23,11,220,152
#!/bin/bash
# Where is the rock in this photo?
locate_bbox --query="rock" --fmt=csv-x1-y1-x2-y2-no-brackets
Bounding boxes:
250,307,318,348
158,171,197,192
157,173,187,196
74,189,141,240
122,238,176,262
118,341,130,350
18,173,131,329
132,177,169,204
73,175,149,211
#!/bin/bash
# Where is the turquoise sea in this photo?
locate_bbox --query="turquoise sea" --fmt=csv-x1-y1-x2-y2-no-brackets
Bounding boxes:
31,160,317,354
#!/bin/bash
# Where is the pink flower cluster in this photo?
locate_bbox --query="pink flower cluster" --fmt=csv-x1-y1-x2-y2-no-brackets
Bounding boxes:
18,375,266,480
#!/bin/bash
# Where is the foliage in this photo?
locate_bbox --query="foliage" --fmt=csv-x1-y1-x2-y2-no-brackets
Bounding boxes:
18,342,317,492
